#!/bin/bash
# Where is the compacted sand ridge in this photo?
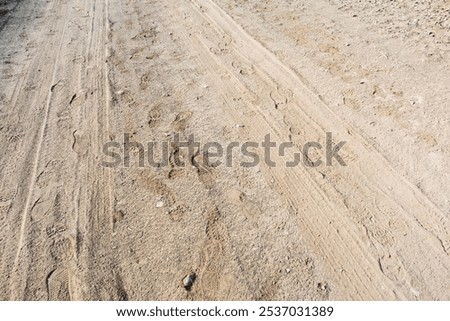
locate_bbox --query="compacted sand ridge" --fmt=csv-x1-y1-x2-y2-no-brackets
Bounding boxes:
0,0,449,300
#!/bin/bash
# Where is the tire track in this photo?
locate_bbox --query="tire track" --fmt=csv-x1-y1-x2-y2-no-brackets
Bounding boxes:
174,0,450,299
10,0,71,300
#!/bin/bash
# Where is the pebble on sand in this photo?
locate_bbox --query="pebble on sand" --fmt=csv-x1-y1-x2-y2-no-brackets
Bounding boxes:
183,272,196,290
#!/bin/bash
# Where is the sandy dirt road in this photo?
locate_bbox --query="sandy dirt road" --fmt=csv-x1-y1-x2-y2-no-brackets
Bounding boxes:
0,0,449,300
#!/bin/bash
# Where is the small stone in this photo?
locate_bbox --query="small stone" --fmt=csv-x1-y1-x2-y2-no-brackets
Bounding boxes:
183,272,196,290
235,124,245,128
116,90,124,95
156,201,164,208
286,268,291,273
318,282,328,291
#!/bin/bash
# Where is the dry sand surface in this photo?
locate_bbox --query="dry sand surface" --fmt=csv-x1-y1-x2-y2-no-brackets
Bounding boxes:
1,0,450,300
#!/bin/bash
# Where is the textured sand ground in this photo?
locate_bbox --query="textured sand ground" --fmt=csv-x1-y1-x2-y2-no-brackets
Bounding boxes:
0,0,449,300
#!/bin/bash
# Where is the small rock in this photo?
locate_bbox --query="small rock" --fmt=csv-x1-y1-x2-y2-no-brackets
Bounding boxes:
318,282,328,291
286,268,291,274
116,90,124,95
183,272,196,290
235,124,245,128
156,201,164,208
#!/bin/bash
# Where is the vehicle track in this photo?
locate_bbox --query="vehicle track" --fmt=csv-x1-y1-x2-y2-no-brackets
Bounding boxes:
1,0,449,300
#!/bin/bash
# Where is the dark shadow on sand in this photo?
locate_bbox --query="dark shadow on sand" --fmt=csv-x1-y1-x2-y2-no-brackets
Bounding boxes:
0,0,23,34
